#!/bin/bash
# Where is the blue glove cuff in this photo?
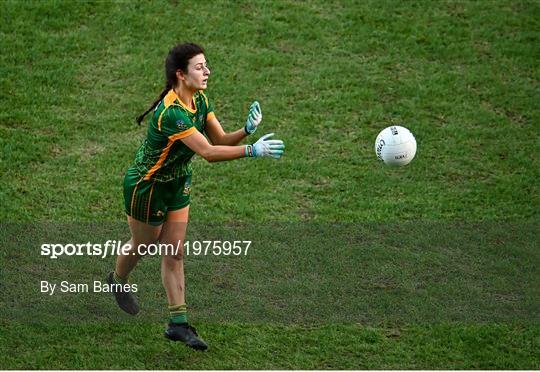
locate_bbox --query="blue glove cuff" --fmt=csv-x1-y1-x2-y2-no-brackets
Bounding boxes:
245,144,254,157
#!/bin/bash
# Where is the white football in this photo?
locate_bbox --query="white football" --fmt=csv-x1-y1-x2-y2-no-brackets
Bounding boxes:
375,126,417,166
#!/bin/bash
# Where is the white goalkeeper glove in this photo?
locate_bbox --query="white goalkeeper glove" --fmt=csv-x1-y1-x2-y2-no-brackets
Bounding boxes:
244,101,262,135
245,133,285,159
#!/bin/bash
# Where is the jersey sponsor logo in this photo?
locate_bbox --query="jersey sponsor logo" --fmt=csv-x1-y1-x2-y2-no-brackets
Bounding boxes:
154,210,165,217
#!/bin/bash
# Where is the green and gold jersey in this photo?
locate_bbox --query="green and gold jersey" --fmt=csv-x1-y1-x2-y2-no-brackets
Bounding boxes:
131,89,215,182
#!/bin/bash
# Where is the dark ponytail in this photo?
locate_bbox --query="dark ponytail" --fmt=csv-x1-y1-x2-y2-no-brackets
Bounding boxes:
136,84,170,125
136,43,205,125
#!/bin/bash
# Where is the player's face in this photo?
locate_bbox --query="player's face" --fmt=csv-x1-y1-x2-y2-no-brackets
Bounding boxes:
184,53,210,90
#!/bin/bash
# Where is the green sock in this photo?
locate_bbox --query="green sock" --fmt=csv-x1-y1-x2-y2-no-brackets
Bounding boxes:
169,304,188,324
113,271,127,284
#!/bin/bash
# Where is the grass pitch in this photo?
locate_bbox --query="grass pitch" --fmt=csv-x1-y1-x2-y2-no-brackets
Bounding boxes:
0,0,538,369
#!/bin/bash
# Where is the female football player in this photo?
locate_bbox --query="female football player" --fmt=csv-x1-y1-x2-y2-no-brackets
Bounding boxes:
107,43,284,350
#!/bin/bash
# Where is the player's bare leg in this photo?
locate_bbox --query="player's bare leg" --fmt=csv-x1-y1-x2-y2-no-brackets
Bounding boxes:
108,216,161,315
160,206,208,351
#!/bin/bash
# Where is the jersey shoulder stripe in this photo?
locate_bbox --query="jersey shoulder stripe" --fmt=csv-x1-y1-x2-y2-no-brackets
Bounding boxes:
157,90,178,131
199,90,209,110
158,90,195,131
198,90,215,122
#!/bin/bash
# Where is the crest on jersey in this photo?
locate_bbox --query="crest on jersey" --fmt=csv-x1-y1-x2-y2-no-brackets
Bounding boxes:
176,119,188,131
183,178,191,195
183,183,191,195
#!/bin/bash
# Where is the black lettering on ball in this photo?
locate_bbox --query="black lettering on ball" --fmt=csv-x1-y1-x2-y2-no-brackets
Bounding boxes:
376,139,385,159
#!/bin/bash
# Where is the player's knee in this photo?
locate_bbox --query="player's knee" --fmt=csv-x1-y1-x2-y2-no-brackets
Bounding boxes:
162,243,184,261
163,252,184,265
171,253,184,261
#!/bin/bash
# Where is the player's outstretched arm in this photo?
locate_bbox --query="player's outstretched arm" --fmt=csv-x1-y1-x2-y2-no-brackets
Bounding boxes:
182,130,284,162
205,117,246,146
205,101,262,146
